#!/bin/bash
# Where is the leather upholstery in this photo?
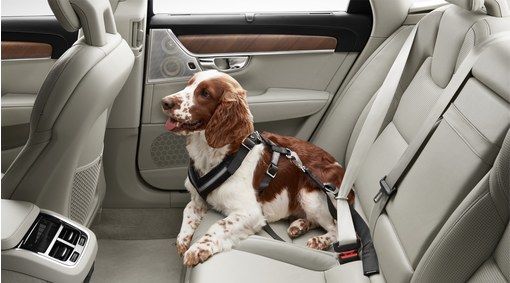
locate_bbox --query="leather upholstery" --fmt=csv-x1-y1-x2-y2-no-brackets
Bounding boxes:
48,0,117,46
48,0,80,32
185,0,510,282
1,0,134,226
445,0,485,11
485,0,510,16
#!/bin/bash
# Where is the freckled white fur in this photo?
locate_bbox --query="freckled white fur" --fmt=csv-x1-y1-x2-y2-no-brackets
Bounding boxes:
181,131,266,264
299,189,338,247
164,70,222,123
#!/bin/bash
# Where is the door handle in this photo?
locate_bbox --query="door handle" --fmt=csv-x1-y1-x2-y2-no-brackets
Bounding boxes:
198,56,249,72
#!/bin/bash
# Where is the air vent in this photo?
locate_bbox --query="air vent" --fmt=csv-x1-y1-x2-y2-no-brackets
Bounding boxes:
59,226,80,245
19,213,89,266
49,241,73,261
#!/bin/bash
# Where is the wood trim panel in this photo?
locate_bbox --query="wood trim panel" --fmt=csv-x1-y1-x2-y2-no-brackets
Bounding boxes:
177,34,337,54
1,41,53,60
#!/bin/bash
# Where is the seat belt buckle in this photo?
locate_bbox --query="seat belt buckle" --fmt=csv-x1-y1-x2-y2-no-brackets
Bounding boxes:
374,176,396,203
333,241,361,264
338,249,360,264
266,163,278,178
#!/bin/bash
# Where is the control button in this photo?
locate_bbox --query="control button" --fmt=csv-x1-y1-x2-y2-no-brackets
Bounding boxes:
70,252,79,262
78,236,86,246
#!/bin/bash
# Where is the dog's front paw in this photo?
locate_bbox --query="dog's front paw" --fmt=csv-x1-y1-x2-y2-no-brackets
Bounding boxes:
306,235,332,250
287,219,312,238
183,243,213,267
176,234,192,256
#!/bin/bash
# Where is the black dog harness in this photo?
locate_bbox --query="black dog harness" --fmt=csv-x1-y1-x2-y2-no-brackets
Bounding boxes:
188,131,379,275
188,132,263,200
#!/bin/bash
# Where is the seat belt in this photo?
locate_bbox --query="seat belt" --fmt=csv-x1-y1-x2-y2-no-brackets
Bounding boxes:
335,25,419,251
369,31,510,232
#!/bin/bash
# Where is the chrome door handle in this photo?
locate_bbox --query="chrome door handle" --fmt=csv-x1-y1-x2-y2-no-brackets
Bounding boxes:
198,56,249,72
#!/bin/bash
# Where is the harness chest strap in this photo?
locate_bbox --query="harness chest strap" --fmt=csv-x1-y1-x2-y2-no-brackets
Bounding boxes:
188,132,263,200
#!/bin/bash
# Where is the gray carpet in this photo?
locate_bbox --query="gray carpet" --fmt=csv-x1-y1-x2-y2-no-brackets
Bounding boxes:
90,239,183,283
91,208,183,240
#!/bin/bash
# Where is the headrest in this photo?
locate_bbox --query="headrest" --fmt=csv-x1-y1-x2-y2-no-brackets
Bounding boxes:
445,0,485,11
48,0,117,46
484,0,510,17
472,39,510,102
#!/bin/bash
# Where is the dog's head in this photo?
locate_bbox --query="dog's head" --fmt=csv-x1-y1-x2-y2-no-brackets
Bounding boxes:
161,70,254,148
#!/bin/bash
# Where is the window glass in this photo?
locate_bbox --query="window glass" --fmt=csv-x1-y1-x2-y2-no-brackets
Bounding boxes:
2,0,53,17
153,0,350,14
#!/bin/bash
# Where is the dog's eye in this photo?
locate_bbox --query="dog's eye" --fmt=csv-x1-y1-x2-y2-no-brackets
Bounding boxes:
200,89,210,98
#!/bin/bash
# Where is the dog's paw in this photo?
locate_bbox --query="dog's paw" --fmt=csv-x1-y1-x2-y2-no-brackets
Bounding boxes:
183,243,213,267
287,219,312,238
306,235,332,250
176,234,192,256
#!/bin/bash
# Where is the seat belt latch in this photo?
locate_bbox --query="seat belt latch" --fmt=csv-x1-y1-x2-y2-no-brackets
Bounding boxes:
338,249,360,264
374,176,396,203
333,241,361,264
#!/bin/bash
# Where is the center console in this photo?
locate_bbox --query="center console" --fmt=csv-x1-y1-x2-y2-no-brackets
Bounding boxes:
2,200,97,282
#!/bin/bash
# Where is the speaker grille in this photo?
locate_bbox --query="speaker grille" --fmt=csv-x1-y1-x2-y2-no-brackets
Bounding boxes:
151,132,189,167
70,155,102,224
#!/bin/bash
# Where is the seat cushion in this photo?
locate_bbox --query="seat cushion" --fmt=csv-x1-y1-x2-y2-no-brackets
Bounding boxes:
188,236,384,283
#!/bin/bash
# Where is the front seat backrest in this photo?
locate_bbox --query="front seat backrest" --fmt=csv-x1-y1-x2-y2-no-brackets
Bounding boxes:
1,0,134,226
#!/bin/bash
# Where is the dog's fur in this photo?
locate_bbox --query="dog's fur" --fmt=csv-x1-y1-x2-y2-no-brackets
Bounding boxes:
162,70,347,267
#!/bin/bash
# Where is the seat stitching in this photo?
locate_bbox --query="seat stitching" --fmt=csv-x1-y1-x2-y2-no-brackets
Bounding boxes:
451,103,497,149
443,114,492,166
487,177,507,225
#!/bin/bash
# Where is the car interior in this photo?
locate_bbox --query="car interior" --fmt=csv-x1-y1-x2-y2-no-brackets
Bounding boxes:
1,0,509,282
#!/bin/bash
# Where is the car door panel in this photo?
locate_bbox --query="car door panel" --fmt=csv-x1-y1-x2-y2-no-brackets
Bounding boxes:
1,16,77,171
138,12,371,190
177,34,337,54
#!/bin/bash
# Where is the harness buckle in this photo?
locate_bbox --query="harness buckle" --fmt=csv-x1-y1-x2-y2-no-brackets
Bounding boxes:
266,163,278,178
323,183,338,195
242,132,261,150
287,151,306,171
374,176,396,203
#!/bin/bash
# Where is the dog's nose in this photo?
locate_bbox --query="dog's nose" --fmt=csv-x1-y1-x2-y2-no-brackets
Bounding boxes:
162,99,174,110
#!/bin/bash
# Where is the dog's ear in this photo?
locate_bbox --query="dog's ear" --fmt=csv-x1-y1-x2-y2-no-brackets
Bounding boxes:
205,87,253,148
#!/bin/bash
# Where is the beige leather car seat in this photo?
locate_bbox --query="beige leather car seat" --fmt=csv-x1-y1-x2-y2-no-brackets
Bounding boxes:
185,0,510,282
1,0,134,226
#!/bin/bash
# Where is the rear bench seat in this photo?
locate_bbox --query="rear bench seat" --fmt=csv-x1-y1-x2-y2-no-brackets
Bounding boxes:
185,0,510,282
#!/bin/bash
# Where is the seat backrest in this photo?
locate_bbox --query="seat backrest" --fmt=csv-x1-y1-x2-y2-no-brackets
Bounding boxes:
410,38,510,283
313,0,510,281
1,0,134,226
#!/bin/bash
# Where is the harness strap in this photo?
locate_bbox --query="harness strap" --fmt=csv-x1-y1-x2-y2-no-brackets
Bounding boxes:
262,224,285,242
188,132,263,200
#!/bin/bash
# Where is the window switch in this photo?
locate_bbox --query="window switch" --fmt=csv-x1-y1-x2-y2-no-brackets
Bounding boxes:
70,252,79,262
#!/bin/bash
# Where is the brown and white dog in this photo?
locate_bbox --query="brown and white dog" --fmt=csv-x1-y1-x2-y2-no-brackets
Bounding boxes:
162,70,347,267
